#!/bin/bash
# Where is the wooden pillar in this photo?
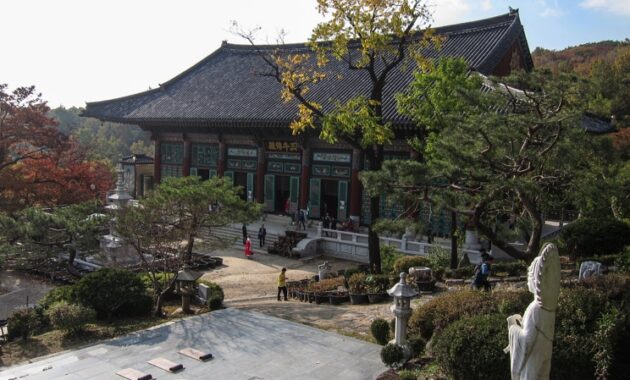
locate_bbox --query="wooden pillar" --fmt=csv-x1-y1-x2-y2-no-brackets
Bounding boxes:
256,145,265,203
183,139,191,177
153,138,162,184
299,146,310,209
218,138,226,176
349,148,363,225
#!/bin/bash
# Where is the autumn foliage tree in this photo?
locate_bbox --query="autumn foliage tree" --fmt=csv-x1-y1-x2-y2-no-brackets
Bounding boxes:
237,0,435,273
0,84,113,212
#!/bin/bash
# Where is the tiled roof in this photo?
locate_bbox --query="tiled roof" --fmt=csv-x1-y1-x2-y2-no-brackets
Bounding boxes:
83,12,532,127
119,154,154,164
581,114,615,134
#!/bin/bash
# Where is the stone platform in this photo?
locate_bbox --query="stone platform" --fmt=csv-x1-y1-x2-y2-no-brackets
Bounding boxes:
0,308,386,380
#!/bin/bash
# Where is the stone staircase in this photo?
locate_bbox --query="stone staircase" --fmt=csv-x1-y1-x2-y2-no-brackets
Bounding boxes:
199,224,282,253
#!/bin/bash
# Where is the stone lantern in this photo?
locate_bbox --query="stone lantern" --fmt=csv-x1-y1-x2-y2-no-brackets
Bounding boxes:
107,164,133,210
175,266,202,314
387,272,418,353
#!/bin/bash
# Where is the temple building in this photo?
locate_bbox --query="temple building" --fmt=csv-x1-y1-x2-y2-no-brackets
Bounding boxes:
84,11,533,228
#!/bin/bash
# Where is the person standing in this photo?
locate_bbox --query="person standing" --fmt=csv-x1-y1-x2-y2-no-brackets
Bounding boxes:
322,213,330,236
298,209,306,230
242,223,247,244
277,268,288,301
244,235,253,259
258,224,267,247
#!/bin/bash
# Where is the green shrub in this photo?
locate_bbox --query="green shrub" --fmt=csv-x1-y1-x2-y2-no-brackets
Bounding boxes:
577,254,621,268
398,370,418,380
443,266,475,279
551,286,610,379
39,285,77,309
7,308,36,341
198,280,225,302
207,295,223,311
380,343,404,368
493,289,533,316
75,268,149,319
371,318,391,345
407,335,426,358
46,302,96,334
408,290,490,340
393,256,430,274
426,246,450,269
343,267,363,280
491,261,528,276
365,274,392,293
381,245,404,274
139,272,175,295
615,248,630,273
559,217,630,258
433,314,509,380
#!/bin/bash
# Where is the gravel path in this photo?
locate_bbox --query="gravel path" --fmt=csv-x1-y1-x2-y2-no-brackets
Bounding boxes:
199,248,433,339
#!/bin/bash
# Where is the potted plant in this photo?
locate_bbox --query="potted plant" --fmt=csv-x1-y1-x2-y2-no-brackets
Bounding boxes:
329,290,350,305
348,273,369,304
366,274,391,303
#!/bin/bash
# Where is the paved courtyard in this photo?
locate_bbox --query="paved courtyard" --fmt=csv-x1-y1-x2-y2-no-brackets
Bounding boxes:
0,308,386,380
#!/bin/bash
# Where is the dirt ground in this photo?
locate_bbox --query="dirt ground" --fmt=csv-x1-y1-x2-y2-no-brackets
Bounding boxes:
200,248,433,340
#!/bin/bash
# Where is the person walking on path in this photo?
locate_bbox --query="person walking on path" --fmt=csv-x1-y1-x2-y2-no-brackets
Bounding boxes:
244,235,253,259
277,268,288,301
242,223,247,244
258,224,267,247
473,252,494,291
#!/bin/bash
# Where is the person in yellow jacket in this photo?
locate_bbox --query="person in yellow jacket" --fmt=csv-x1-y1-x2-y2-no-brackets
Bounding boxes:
277,268,288,301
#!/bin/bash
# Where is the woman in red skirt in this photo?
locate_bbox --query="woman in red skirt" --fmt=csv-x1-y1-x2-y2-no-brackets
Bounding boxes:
244,235,253,259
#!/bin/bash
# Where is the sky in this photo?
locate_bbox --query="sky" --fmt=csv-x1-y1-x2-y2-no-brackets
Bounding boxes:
2,0,629,108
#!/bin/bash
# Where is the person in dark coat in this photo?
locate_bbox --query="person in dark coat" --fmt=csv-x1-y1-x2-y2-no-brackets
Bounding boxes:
242,223,247,244
322,213,330,236
258,224,267,247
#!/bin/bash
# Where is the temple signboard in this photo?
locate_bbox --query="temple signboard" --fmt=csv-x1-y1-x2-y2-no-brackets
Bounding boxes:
266,141,299,152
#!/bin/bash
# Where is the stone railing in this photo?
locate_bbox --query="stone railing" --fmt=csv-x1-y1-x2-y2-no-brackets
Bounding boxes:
316,226,483,264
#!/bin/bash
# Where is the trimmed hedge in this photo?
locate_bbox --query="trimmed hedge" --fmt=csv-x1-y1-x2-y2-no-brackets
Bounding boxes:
433,314,509,380
371,318,391,345
208,295,223,311
198,280,225,302
75,268,152,319
559,218,630,258
408,289,531,340
393,256,430,275
39,285,77,308
46,302,96,334
380,343,404,368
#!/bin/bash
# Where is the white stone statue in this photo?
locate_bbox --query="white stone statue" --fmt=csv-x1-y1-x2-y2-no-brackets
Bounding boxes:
505,243,560,380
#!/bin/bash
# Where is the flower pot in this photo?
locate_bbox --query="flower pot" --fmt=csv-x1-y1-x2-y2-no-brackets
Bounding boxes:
367,292,389,303
329,293,349,305
314,293,330,304
349,293,369,305
211,256,223,266
304,291,314,303
415,280,436,292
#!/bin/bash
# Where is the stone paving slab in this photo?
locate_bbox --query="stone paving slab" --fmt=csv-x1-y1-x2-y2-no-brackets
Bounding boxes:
0,308,386,380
